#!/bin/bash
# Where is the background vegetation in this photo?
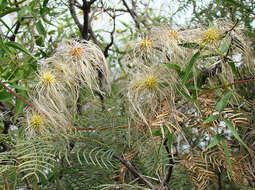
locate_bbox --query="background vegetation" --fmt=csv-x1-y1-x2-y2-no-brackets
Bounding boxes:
0,0,255,189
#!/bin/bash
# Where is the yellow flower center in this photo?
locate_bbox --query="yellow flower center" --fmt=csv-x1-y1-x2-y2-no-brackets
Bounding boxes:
201,28,220,45
140,38,152,50
41,72,55,86
30,115,43,130
71,47,82,58
143,75,158,90
168,30,178,40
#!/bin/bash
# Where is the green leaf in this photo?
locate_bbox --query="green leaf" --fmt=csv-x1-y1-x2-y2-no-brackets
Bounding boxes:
11,0,26,6
0,90,12,101
0,18,13,35
206,134,221,149
15,90,26,117
221,37,231,53
167,131,174,153
228,61,239,79
0,0,7,10
36,20,46,36
5,41,36,60
152,129,162,136
182,51,200,84
35,35,44,47
43,0,49,7
223,119,249,150
8,84,28,91
0,7,20,17
203,114,219,124
216,91,231,112
222,139,232,178
163,63,181,73
178,42,200,49
176,84,197,103
17,6,34,22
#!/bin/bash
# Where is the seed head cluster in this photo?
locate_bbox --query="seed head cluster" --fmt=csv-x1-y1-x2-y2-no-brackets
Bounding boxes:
25,39,110,138
122,19,252,126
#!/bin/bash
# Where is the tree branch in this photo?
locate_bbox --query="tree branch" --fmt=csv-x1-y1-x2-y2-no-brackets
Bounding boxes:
121,0,140,29
69,0,83,32
9,21,20,41
217,169,222,190
103,13,116,58
162,138,175,187
88,0,97,5
112,154,155,189
2,171,10,190
0,81,36,110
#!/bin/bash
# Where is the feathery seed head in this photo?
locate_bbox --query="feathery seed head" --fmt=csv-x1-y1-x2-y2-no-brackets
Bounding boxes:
55,39,110,93
201,28,220,45
30,114,43,130
140,38,152,50
41,72,55,86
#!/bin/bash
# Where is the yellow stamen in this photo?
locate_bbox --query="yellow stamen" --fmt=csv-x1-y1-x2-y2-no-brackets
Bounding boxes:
201,28,220,45
41,72,55,86
143,75,158,90
168,30,178,40
71,47,82,58
30,115,43,130
140,38,152,50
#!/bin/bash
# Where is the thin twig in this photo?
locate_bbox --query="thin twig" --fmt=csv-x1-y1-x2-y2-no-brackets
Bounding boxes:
162,138,175,187
103,13,116,58
2,171,10,190
121,0,140,29
112,154,155,189
217,170,222,190
0,81,36,110
203,78,255,93
69,0,83,32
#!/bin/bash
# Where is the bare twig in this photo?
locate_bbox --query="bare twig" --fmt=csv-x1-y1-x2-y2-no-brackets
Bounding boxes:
103,13,116,58
9,21,20,41
217,170,222,190
162,138,175,188
121,0,140,29
69,0,83,32
112,154,155,189
88,26,101,47
2,171,10,190
0,81,36,110
88,0,97,4
204,77,255,93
